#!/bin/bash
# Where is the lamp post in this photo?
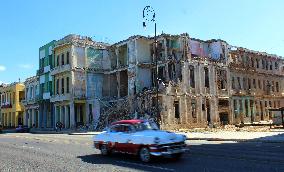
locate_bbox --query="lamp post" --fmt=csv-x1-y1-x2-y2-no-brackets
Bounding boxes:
143,6,159,122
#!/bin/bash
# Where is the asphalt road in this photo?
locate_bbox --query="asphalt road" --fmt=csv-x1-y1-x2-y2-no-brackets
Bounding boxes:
0,133,284,172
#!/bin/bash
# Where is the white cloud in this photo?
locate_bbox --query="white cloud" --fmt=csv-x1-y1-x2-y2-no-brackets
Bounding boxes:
0,65,6,71
18,64,33,69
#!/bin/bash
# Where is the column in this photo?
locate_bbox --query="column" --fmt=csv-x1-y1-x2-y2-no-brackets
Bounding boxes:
247,99,251,120
24,110,28,126
30,109,35,127
186,97,191,124
38,104,42,128
43,104,47,128
198,65,203,94
15,112,18,127
70,102,75,128
64,106,69,129
4,113,6,127
28,110,31,127
197,96,203,123
61,106,65,126
252,100,256,122
236,99,240,118
85,103,90,125
54,105,57,129
242,99,246,122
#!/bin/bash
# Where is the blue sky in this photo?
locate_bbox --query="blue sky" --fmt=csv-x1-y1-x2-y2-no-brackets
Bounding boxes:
0,0,284,84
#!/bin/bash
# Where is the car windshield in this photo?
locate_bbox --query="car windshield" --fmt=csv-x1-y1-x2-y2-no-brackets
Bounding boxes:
134,121,159,131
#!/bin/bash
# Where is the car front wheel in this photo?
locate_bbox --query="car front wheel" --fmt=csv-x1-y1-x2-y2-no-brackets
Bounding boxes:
100,144,109,156
172,153,183,160
139,147,152,163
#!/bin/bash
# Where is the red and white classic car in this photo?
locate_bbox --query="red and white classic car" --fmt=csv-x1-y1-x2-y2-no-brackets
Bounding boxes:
93,119,187,162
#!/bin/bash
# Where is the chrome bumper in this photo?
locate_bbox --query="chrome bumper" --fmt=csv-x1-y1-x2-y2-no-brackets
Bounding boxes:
149,143,188,156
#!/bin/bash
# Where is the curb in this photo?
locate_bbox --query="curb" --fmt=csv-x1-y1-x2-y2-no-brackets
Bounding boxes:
187,138,284,143
68,133,97,135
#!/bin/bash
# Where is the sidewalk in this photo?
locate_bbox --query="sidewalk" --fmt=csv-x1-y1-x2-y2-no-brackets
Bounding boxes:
178,130,284,143
26,128,284,143
29,128,101,135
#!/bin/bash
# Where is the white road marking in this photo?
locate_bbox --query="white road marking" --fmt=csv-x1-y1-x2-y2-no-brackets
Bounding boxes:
116,160,175,171
22,145,40,150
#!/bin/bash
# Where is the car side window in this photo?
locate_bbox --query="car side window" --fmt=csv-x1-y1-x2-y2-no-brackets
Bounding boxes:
109,124,134,133
110,125,123,132
122,125,134,133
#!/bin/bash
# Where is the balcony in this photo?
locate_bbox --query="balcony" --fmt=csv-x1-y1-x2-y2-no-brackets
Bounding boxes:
50,93,72,102
218,89,229,97
50,64,71,76
43,92,51,100
37,68,44,75
1,104,12,109
23,98,37,105
44,65,51,73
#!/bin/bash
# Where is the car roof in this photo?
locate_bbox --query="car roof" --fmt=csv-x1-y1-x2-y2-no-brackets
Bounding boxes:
111,119,145,125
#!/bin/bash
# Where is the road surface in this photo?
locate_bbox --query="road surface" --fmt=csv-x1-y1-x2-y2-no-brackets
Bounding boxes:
0,133,283,172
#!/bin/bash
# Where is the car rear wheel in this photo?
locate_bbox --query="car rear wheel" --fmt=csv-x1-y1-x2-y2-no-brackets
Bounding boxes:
100,144,110,156
139,147,151,163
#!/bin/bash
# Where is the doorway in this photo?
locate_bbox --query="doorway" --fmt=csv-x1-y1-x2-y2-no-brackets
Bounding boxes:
219,113,229,125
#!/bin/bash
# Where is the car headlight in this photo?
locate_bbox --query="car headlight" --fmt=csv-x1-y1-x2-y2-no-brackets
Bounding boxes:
154,137,160,144
182,135,187,141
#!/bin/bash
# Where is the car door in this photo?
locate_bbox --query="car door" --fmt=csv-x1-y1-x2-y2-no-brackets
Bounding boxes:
119,125,137,154
109,124,124,152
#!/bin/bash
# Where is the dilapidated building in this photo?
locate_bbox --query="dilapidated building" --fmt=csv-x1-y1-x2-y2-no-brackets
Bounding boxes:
94,33,284,130
228,48,284,124
50,35,109,129
32,33,283,130
22,76,39,128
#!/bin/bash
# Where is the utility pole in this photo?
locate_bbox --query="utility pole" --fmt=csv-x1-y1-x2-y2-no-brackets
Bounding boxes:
143,6,159,123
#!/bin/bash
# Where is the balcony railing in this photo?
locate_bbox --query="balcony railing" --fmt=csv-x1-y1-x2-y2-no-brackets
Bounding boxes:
50,64,71,75
50,93,72,102
1,104,12,108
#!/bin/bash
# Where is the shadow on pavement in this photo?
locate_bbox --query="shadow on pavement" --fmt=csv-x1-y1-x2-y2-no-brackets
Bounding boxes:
78,152,184,172
78,133,284,172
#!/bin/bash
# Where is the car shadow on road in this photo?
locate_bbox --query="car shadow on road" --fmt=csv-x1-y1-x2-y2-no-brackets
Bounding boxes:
78,133,284,172
78,152,185,172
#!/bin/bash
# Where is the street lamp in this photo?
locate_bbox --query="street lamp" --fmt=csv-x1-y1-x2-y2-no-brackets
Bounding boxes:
143,6,159,123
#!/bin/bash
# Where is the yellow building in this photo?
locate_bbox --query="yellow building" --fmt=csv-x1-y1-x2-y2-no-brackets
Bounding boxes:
0,83,25,128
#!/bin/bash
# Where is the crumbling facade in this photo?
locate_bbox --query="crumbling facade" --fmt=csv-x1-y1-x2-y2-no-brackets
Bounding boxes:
22,76,39,128
93,33,284,130
228,48,284,124
2,33,282,130
50,35,109,129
